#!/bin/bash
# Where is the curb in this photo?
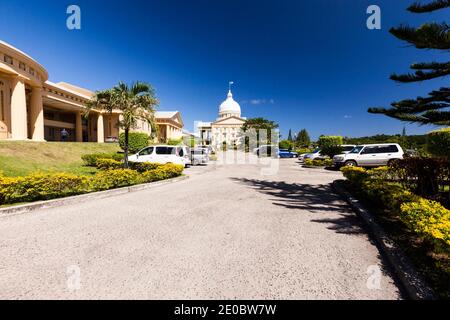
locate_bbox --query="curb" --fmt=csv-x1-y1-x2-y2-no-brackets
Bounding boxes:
332,180,436,300
0,175,189,217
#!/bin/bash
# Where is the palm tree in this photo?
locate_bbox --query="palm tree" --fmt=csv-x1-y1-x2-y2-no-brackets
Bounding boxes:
86,81,158,167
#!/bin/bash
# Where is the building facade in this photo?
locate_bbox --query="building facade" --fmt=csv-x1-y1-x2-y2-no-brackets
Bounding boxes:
0,40,182,143
197,89,246,149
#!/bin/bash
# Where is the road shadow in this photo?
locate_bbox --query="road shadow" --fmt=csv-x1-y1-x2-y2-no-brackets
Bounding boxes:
231,177,406,297
231,177,366,235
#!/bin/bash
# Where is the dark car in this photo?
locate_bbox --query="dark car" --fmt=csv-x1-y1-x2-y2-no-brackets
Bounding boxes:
278,149,298,158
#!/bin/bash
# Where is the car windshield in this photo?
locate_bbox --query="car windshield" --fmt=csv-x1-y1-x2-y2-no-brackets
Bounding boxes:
349,146,364,154
312,148,320,153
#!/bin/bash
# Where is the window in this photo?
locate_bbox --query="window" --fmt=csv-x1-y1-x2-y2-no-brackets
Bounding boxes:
156,147,169,155
4,55,13,65
29,68,35,76
361,146,380,154
388,145,399,153
139,147,154,156
19,62,26,71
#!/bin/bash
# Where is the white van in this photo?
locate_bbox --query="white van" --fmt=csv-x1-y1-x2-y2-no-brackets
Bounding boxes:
333,143,404,167
128,145,191,167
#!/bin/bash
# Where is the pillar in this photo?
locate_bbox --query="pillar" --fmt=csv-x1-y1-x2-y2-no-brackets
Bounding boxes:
75,111,83,142
10,78,28,140
97,113,104,143
30,86,45,141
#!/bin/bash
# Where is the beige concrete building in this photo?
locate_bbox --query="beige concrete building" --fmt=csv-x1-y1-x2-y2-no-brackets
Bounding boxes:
197,89,246,149
155,111,184,143
0,40,182,143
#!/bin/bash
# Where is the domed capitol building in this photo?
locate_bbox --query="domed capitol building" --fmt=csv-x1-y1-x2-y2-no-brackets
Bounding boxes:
197,86,246,149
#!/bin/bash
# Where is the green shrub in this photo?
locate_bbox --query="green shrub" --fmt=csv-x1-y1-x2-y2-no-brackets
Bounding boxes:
0,164,184,205
279,140,294,150
304,159,313,166
427,127,450,158
129,162,163,173
400,199,450,253
341,166,370,185
82,153,123,167
318,136,344,158
296,148,313,154
0,173,90,204
96,158,123,170
304,158,333,167
167,138,183,146
141,164,184,182
90,169,142,191
119,132,149,154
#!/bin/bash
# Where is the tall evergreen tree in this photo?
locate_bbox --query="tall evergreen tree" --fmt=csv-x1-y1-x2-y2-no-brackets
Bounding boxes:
368,0,450,126
287,129,293,142
296,129,311,147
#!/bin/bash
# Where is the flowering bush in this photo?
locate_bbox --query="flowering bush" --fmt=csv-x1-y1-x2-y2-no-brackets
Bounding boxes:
0,164,184,205
304,158,333,167
82,153,123,166
0,173,90,204
96,158,123,170
401,199,450,254
341,165,449,253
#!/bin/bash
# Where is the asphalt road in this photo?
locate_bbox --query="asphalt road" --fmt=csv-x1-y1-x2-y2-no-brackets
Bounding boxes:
0,155,401,299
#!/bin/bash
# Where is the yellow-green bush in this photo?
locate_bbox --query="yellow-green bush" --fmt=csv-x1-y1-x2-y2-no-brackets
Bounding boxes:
96,158,123,170
82,153,123,166
0,164,184,205
129,162,163,173
341,166,369,184
90,169,142,191
0,173,90,204
401,199,450,253
141,164,184,183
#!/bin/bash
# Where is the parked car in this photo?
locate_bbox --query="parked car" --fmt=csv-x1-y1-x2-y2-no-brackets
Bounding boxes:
128,145,191,167
278,149,298,158
303,148,325,160
303,145,355,161
191,148,209,165
333,143,404,167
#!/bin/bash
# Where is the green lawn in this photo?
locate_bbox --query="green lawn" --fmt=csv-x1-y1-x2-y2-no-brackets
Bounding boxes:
0,141,121,177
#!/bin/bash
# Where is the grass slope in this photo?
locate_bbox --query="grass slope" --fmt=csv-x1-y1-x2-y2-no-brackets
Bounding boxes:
0,141,120,177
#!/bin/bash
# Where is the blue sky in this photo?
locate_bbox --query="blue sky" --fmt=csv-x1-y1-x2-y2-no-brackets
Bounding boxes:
0,0,448,139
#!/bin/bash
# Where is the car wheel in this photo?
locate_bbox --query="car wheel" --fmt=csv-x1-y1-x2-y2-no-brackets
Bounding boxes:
344,160,357,167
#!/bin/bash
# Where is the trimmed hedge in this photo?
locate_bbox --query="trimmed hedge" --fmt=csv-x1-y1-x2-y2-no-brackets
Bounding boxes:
304,158,333,167
401,199,450,254
82,153,123,167
318,136,343,158
95,159,163,173
341,166,449,254
0,164,184,205
119,132,149,154
427,127,450,158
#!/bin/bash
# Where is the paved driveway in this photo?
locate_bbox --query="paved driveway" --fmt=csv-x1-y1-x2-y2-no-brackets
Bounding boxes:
0,156,401,299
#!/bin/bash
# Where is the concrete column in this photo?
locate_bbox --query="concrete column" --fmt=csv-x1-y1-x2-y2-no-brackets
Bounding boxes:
75,111,83,142
10,78,28,140
97,113,104,143
29,86,45,141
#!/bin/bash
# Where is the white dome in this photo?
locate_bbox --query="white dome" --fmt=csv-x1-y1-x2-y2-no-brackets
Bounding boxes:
219,90,241,116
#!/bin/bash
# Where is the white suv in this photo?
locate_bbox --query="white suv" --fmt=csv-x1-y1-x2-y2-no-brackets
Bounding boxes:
128,145,191,167
333,143,404,167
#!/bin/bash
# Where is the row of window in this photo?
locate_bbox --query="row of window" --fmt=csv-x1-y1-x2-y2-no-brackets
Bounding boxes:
2,54,39,79
361,145,399,154
44,87,86,103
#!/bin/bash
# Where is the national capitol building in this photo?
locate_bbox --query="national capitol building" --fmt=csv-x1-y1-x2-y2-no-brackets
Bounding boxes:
197,87,246,149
